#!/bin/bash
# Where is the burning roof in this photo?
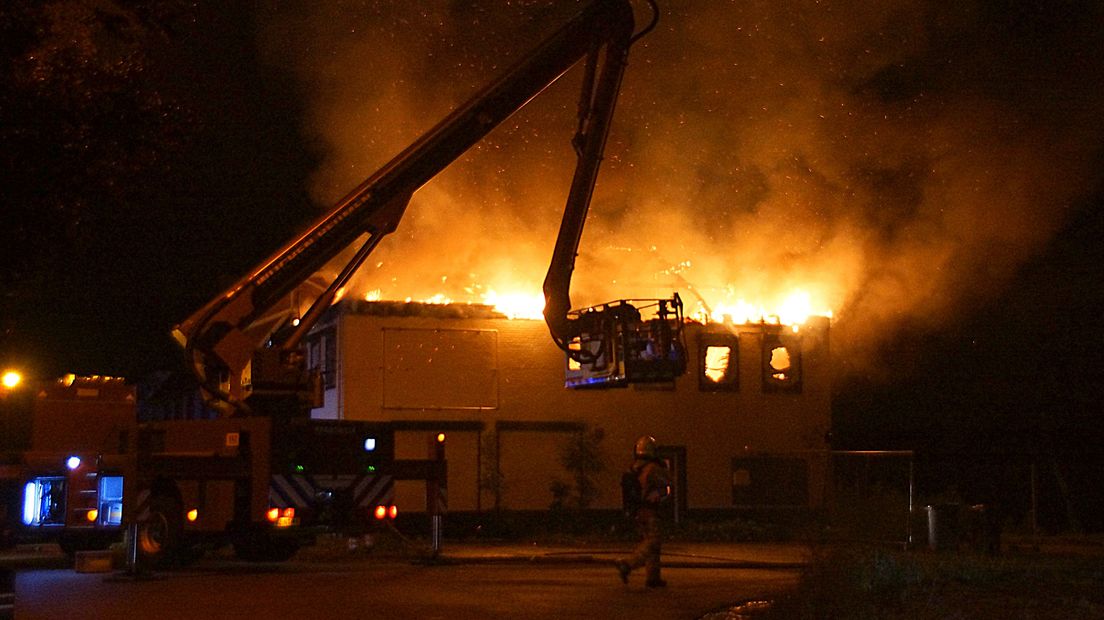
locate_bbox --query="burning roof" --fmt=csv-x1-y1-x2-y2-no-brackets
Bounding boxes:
337,299,508,320
262,1,1104,377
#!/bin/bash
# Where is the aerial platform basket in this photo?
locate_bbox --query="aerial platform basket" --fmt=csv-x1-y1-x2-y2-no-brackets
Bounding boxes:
564,295,687,389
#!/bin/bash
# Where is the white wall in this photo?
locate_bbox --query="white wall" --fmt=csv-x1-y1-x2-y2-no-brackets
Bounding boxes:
314,303,831,512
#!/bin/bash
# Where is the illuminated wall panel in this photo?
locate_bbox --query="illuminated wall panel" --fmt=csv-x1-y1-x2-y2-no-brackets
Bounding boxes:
382,328,498,410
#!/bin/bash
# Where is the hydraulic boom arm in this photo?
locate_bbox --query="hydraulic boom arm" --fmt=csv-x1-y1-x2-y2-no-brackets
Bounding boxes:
173,0,682,413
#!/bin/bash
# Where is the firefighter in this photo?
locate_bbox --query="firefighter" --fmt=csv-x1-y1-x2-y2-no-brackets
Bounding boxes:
616,435,671,588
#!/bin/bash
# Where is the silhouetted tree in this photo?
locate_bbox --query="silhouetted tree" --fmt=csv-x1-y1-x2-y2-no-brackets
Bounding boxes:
557,425,607,510
0,0,194,371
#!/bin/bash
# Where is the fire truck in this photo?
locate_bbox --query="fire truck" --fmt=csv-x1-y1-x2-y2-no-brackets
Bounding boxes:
7,375,404,562
7,0,684,565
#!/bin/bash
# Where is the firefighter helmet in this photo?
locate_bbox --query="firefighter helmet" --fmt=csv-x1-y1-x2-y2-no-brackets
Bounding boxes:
634,435,658,459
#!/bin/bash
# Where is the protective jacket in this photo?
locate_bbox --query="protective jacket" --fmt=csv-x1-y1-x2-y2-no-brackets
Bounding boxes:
633,457,671,508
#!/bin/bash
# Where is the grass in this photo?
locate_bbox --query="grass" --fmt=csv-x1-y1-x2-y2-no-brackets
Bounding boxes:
763,544,1104,619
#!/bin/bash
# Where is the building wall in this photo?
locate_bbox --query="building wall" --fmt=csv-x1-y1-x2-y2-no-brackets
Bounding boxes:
311,303,831,514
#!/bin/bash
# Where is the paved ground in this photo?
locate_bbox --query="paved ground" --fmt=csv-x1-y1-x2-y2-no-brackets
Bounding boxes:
433,540,809,568
8,536,1103,618
3,540,808,619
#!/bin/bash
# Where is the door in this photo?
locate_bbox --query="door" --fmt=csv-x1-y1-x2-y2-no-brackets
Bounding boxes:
656,445,687,525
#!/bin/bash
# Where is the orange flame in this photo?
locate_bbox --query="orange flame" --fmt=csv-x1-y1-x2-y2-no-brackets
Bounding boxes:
362,282,831,326
696,289,833,327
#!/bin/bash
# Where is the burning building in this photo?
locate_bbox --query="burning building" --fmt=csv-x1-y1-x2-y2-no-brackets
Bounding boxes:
245,0,1104,522
306,299,831,516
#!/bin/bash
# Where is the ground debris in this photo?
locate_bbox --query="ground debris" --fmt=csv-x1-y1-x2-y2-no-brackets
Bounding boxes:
698,599,773,620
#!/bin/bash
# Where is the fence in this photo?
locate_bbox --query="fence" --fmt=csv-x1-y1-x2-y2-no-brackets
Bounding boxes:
823,449,1101,547
824,451,916,546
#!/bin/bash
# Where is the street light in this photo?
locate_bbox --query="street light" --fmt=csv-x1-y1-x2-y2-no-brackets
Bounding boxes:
1,370,27,451
1,370,21,389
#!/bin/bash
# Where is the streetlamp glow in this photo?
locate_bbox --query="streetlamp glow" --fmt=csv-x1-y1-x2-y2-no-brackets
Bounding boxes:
1,370,21,389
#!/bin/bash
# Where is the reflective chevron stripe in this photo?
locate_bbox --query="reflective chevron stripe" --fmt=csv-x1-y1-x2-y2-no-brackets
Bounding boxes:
353,475,394,507
269,474,394,508
270,475,312,508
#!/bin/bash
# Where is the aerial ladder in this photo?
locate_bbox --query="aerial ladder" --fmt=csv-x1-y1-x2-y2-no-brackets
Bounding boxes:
172,0,684,416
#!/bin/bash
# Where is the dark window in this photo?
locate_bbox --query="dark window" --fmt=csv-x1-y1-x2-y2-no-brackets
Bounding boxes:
323,328,337,389
306,326,338,389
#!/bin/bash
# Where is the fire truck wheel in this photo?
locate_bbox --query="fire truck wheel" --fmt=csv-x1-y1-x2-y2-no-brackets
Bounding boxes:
137,494,182,566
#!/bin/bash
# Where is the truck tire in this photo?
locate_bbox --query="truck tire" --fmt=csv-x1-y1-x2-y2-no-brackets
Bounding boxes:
137,494,183,567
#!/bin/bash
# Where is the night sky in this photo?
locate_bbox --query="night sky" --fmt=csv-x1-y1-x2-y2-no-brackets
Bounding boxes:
3,2,1103,526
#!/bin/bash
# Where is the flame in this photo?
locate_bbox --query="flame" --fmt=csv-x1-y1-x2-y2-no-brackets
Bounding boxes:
480,289,545,320
344,254,833,326
363,286,545,320
703,346,731,383
359,284,830,325
693,289,833,326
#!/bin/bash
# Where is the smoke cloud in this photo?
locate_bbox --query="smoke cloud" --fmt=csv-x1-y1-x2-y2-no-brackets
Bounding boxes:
259,1,1104,375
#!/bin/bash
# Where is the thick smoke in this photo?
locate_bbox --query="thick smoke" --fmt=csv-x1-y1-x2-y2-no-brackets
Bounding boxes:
259,1,1104,374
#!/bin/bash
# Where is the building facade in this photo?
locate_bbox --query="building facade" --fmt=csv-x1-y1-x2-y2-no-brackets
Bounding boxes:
309,300,831,516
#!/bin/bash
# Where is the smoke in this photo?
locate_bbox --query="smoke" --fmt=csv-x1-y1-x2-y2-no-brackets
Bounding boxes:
258,1,1104,375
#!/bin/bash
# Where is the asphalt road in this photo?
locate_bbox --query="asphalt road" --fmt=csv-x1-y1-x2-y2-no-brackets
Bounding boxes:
8,542,805,619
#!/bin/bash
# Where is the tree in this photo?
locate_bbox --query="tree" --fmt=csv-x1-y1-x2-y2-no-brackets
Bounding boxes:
479,430,506,512
555,425,608,510
0,0,195,373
